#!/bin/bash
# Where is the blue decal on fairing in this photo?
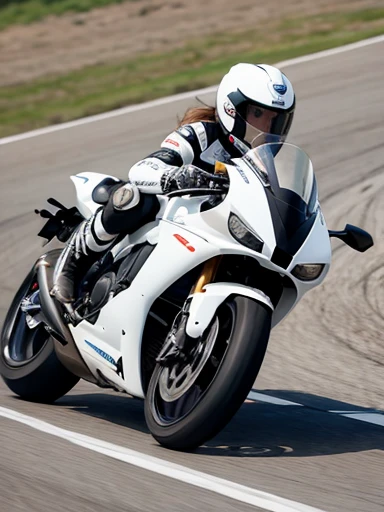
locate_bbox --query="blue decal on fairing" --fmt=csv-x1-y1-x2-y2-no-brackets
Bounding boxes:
74,175,89,184
273,84,287,95
235,165,250,184
85,340,116,365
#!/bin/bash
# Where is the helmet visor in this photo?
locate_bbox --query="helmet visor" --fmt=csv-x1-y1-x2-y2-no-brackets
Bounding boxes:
243,104,293,148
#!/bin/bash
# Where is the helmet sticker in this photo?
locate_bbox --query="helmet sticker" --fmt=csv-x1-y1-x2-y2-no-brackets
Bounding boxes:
224,100,236,118
273,83,287,95
272,96,285,106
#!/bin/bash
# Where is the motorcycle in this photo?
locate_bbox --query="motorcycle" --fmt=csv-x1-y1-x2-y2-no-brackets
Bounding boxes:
0,141,373,451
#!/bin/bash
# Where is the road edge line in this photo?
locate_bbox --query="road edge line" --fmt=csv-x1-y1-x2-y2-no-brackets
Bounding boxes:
1,34,384,146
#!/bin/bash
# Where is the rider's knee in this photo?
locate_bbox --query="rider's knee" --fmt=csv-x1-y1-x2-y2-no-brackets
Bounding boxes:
111,182,141,211
101,183,159,235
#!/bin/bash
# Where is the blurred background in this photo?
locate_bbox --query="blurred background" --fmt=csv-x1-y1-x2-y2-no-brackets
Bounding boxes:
1,0,384,137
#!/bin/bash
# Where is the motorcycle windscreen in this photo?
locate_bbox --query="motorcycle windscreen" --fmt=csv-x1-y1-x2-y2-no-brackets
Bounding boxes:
241,142,318,256
242,142,318,217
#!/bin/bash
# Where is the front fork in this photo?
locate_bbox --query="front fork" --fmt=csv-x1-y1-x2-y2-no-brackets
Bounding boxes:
156,257,222,366
190,256,222,293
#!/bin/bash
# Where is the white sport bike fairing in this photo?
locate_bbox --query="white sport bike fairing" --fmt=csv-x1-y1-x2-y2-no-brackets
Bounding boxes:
0,142,373,450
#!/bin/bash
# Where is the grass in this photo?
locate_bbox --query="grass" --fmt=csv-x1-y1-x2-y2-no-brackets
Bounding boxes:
1,7,384,137
0,0,139,30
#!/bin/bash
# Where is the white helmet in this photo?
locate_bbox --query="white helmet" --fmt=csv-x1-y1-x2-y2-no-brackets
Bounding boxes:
216,63,295,153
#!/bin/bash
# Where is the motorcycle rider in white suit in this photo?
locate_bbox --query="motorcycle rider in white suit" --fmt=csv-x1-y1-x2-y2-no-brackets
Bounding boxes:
52,63,296,305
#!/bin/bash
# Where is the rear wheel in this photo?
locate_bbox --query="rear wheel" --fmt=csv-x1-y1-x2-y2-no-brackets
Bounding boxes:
144,295,271,450
0,255,79,403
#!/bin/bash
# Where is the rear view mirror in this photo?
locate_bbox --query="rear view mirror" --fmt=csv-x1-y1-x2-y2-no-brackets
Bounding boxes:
328,224,374,252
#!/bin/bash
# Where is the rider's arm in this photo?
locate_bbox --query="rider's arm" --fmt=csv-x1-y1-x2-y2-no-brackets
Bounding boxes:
128,128,196,194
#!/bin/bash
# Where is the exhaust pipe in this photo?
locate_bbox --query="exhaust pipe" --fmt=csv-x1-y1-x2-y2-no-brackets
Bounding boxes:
36,253,98,383
36,258,70,345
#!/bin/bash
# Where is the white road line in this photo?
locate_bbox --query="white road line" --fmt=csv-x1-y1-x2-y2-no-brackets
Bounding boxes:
248,391,303,406
0,85,215,146
250,394,384,427
275,34,384,68
1,34,384,146
0,405,325,512
328,410,374,414
333,412,384,428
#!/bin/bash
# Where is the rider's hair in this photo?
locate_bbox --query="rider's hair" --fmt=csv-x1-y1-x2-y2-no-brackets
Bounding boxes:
178,106,217,126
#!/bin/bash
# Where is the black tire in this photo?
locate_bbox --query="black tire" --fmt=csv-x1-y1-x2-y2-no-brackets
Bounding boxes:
144,295,271,450
0,257,79,403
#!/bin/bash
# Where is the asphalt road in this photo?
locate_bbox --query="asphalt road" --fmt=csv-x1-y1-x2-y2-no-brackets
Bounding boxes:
0,40,383,512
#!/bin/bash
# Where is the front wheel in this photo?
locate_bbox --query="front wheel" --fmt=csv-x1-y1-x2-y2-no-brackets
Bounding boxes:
144,295,272,451
0,254,80,403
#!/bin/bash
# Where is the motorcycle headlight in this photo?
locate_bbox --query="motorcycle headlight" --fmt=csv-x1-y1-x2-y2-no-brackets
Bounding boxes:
228,213,263,252
291,264,324,281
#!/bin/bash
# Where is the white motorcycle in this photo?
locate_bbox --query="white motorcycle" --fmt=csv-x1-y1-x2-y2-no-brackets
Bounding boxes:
0,141,373,450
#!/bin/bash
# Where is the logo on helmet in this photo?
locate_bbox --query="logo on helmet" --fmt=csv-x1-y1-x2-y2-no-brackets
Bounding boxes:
272,96,285,106
224,100,236,118
273,84,287,95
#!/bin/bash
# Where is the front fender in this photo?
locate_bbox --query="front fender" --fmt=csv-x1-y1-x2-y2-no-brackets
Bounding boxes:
185,283,274,338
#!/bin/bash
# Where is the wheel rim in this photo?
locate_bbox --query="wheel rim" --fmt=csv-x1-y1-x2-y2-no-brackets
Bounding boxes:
158,317,219,402
150,302,235,427
2,278,50,368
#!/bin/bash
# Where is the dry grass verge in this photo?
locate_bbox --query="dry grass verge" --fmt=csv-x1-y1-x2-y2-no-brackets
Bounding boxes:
1,5,383,137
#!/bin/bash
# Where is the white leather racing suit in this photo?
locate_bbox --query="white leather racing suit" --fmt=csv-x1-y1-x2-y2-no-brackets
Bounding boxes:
96,121,233,239
129,121,231,194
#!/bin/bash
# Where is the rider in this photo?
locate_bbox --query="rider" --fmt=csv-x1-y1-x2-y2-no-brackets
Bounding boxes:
51,63,296,305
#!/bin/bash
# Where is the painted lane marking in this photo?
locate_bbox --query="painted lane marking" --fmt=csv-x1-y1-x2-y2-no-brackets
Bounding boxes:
1,35,384,146
332,413,384,428
247,391,303,406
328,410,378,414
0,85,215,146
275,34,384,67
0,405,325,512
248,392,384,428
